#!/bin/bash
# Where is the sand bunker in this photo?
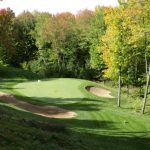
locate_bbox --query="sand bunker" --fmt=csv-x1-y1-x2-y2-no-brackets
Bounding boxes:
0,92,76,118
86,86,114,98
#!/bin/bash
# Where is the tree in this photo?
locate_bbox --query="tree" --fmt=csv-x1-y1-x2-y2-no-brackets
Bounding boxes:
14,11,37,66
89,6,106,80
31,12,79,77
75,9,95,78
102,6,134,106
136,0,150,113
0,8,16,64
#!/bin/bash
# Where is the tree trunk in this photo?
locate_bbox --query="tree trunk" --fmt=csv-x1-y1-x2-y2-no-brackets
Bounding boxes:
118,66,121,107
127,69,130,96
58,58,61,73
144,33,148,74
141,64,150,114
145,53,148,74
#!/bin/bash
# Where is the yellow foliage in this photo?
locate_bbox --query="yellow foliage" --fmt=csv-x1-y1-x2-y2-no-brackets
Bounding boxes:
101,1,148,80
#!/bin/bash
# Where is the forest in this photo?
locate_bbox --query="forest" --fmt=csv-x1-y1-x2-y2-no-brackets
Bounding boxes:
0,0,149,80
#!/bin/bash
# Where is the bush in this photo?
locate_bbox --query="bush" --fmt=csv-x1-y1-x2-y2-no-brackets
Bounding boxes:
0,65,40,79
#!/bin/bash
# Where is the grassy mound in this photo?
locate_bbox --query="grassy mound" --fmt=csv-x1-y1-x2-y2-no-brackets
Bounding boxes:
14,78,85,104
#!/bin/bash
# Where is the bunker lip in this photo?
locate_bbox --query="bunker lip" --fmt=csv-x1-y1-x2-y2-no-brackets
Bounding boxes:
0,92,76,119
86,86,114,98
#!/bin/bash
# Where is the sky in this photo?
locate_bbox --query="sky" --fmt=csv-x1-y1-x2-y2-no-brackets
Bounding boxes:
0,0,119,15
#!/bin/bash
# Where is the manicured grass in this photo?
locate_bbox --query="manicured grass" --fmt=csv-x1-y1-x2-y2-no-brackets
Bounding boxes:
14,78,85,103
0,67,150,150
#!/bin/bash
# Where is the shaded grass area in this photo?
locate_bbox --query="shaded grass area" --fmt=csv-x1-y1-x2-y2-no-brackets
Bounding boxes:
1,105,150,150
1,67,150,149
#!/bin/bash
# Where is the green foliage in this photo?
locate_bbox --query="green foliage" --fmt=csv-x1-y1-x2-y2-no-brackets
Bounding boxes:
89,7,106,79
0,66,40,79
13,11,37,66
102,1,150,85
26,10,105,79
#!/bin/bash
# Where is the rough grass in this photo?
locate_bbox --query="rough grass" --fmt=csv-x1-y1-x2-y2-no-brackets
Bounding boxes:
0,67,150,150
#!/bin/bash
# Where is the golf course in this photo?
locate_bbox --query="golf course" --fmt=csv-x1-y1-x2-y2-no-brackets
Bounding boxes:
1,0,150,149
0,66,150,150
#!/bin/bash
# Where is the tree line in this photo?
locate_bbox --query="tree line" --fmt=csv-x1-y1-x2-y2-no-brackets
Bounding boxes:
0,0,150,84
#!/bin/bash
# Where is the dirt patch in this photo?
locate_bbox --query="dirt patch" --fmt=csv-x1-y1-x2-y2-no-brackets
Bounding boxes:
0,92,76,118
86,86,114,98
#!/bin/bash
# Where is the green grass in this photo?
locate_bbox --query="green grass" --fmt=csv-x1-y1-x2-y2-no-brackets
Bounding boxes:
0,66,150,150
14,78,85,103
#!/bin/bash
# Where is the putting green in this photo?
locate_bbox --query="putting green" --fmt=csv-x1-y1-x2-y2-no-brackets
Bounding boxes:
14,78,85,104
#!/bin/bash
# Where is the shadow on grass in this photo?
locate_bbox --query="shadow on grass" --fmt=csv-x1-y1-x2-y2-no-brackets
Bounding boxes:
12,93,103,112
0,86,24,90
0,105,150,150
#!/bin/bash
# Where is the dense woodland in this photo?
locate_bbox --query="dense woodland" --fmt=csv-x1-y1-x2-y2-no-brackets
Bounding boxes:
0,0,150,85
